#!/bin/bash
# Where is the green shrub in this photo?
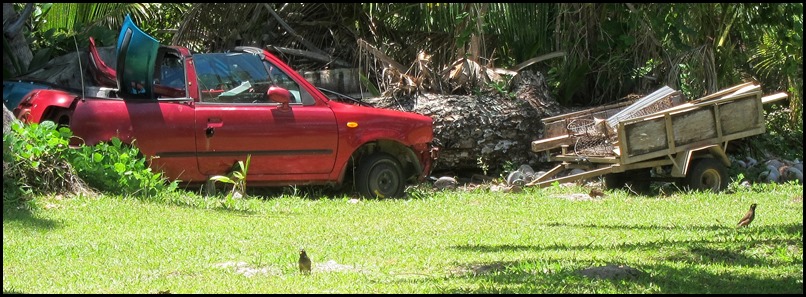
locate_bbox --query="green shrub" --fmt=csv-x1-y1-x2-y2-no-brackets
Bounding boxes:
744,104,804,161
68,138,179,197
3,120,178,201
3,121,88,202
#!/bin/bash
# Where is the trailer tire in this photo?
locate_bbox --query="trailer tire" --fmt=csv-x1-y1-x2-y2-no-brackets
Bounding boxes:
685,158,728,192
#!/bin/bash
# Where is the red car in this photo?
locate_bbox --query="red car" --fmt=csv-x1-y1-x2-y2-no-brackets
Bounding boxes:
14,15,437,198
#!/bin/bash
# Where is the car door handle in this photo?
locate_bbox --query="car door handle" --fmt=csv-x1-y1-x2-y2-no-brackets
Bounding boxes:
206,118,223,138
207,117,223,128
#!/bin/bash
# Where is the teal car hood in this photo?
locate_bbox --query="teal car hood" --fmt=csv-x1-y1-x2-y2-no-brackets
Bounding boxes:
116,14,159,100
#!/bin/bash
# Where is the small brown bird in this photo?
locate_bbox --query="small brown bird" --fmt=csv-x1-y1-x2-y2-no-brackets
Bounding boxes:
589,188,606,198
298,248,312,274
737,203,757,227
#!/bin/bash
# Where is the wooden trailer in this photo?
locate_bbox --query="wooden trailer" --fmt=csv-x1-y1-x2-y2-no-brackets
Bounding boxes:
525,82,789,192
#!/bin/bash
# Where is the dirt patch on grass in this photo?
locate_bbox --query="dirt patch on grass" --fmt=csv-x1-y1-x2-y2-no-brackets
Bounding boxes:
549,193,605,201
314,259,367,273
213,261,282,277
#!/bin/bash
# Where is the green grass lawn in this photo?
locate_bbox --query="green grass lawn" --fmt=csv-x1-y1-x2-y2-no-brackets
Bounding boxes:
3,182,803,294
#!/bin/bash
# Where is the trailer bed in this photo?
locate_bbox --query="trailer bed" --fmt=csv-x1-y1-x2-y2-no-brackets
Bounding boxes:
526,83,788,190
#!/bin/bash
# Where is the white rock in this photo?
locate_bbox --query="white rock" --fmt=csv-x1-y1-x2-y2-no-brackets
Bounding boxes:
746,157,758,167
434,176,458,190
568,168,586,176
759,169,779,183
518,164,535,175
793,163,803,173
781,166,803,183
766,159,783,169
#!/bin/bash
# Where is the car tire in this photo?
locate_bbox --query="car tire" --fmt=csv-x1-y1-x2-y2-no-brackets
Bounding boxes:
356,153,405,198
685,158,728,192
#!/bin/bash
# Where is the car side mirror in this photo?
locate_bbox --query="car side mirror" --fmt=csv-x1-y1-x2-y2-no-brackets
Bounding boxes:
268,86,291,110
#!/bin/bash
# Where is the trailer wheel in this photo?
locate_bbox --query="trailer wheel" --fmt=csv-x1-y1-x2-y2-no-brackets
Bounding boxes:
356,153,405,198
685,158,728,192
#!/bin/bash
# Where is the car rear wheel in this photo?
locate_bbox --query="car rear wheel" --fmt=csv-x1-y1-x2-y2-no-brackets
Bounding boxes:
356,153,405,198
685,158,728,192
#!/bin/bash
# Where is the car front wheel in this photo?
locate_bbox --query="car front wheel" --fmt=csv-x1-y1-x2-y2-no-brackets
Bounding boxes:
356,153,405,198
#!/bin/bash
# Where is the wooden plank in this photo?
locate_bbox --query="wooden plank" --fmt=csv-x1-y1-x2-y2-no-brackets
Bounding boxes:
721,84,761,99
531,134,573,153
761,92,788,104
620,91,762,126
691,82,754,102
714,101,723,141
549,155,621,163
719,97,760,135
621,127,765,165
529,165,617,188
672,108,717,147
541,100,635,123
621,159,673,170
665,113,675,156
624,117,668,156
526,163,567,185
635,83,759,117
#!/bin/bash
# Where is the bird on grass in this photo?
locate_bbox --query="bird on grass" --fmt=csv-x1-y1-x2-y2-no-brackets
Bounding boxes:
588,188,606,198
737,203,757,227
298,248,312,275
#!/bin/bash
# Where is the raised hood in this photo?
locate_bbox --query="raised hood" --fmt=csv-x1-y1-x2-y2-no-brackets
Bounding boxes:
116,15,159,99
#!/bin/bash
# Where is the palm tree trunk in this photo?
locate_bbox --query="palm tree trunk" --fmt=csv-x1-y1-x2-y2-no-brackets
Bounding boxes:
3,3,33,77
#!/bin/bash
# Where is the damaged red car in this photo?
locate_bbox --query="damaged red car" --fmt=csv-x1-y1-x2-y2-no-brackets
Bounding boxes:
13,15,437,198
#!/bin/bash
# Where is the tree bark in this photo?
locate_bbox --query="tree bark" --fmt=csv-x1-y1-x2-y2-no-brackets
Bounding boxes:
367,70,568,176
3,3,33,77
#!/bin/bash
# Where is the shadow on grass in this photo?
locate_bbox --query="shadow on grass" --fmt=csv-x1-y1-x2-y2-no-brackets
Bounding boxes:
2,203,61,230
432,223,803,293
452,223,801,263
384,235,802,293
407,257,803,294
543,221,733,231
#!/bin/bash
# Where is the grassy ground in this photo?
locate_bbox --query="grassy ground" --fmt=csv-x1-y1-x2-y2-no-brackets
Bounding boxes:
3,182,803,294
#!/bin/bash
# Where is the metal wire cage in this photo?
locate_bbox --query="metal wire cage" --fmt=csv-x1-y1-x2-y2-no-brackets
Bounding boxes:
566,118,616,156
568,91,684,157
610,92,683,123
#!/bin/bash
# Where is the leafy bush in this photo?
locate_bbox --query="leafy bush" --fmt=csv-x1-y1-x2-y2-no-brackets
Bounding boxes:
68,138,179,197
746,104,804,161
3,120,178,201
3,121,89,202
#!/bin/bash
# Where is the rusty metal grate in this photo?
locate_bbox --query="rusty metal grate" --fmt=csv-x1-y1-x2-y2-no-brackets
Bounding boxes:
574,135,615,156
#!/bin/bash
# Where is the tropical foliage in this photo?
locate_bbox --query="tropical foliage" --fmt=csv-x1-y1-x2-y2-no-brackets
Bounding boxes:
6,3,802,127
